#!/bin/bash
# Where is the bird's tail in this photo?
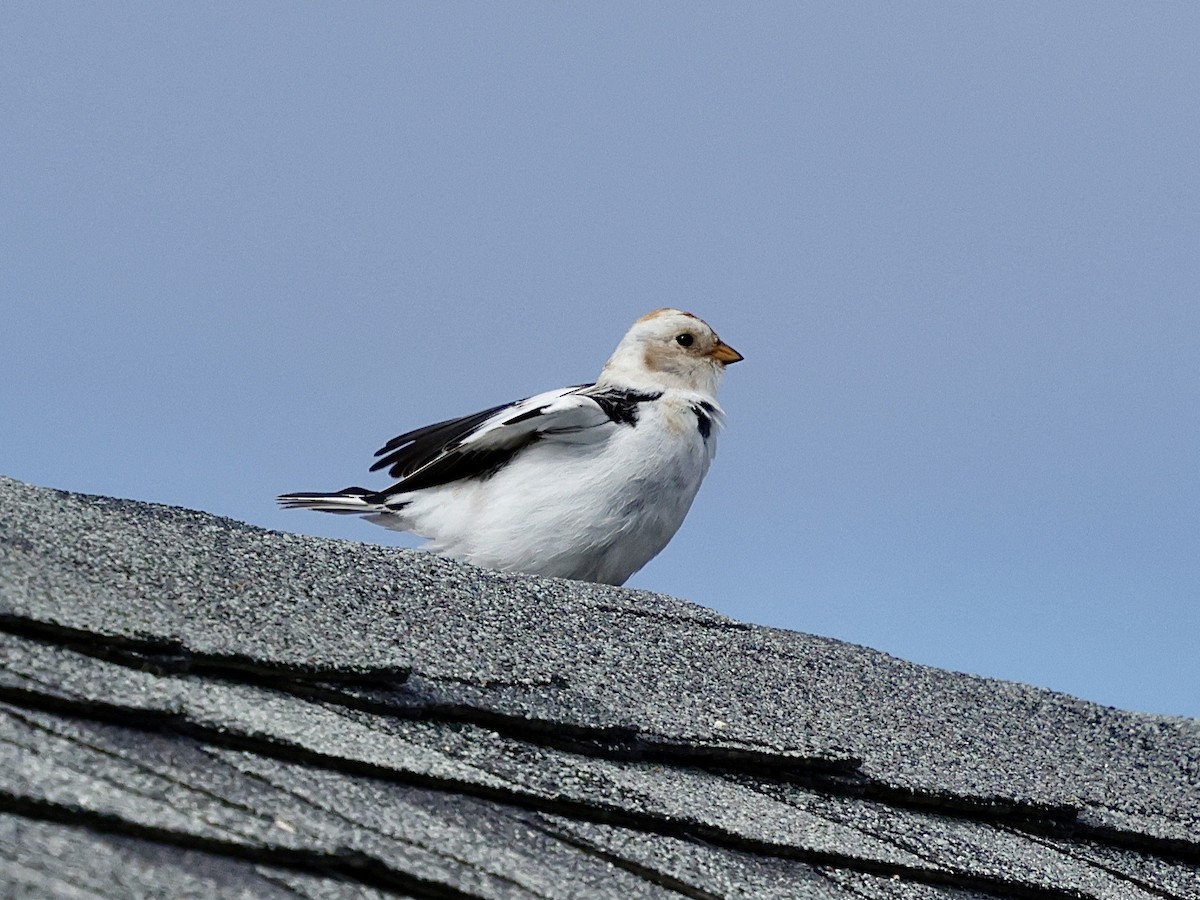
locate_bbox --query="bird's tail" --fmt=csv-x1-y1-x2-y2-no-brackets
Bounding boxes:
276,486,383,515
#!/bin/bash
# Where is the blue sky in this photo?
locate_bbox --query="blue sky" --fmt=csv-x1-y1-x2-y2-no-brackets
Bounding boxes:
3,4,1197,718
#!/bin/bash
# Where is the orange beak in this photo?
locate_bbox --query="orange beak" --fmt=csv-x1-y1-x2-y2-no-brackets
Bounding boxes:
710,341,744,365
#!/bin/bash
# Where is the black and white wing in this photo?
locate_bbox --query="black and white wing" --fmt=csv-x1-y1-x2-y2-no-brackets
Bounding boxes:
278,384,663,511
366,384,661,495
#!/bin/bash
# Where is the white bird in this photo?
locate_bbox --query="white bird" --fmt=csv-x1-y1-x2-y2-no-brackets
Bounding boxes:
278,309,742,585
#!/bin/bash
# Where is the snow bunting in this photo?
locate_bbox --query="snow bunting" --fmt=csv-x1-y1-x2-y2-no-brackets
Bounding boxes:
278,309,742,585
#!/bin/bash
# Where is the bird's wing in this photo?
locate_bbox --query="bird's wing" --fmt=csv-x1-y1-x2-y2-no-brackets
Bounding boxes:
369,384,653,495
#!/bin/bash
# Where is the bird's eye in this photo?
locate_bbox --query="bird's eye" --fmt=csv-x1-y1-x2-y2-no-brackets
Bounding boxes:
675,333,694,347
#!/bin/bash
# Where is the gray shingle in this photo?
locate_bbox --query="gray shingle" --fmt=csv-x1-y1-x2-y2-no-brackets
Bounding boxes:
1,475,1197,898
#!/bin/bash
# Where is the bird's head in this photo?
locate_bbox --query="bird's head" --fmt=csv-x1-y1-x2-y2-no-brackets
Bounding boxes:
599,309,743,395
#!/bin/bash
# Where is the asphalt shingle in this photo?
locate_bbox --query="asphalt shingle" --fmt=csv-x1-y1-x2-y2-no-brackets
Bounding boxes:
1,475,1197,898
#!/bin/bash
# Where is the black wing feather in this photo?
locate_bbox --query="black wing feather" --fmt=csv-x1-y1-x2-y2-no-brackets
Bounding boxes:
586,388,662,425
367,384,661,497
383,445,525,495
692,400,715,440
369,401,514,477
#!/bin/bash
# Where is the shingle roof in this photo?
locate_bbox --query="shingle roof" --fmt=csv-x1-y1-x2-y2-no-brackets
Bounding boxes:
1,474,1197,898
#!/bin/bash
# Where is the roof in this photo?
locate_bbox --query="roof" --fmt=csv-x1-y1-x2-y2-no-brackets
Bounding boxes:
0,473,1197,899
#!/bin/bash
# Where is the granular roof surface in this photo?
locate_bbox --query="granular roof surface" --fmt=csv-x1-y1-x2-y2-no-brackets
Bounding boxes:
1,475,1197,898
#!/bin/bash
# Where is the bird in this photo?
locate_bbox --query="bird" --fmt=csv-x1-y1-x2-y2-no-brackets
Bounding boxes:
278,309,742,585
